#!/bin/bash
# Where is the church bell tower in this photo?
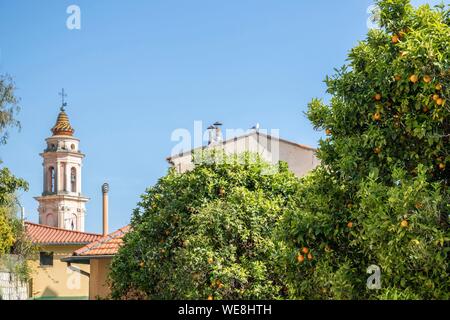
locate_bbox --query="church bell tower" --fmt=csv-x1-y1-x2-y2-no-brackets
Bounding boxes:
34,91,89,231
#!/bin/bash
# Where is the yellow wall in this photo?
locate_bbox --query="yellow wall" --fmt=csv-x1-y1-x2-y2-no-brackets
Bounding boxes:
89,258,112,300
29,245,90,299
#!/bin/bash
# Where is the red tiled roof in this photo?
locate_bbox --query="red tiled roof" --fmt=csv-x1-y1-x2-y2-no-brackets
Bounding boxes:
25,222,102,245
73,225,130,256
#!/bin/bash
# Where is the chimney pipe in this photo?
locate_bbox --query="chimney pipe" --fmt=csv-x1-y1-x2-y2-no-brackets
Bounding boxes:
213,121,223,143
102,183,109,236
207,125,215,145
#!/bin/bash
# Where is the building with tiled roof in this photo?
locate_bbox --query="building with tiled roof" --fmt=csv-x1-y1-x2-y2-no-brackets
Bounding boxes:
25,222,102,246
72,225,130,257
26,220,102,299
167,124,319,177
62,225,131,299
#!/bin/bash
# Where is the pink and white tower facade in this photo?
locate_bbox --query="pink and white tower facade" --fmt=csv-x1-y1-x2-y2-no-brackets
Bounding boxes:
34,102,89,231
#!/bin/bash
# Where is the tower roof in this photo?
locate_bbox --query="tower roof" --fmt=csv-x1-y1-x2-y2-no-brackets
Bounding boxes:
51,108,74,136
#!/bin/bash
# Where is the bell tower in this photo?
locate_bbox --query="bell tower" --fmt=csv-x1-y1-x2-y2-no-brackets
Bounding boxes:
34,91,89,231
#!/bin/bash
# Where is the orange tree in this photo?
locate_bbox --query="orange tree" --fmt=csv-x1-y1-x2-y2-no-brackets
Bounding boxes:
109,153,300,299
279,0,450,299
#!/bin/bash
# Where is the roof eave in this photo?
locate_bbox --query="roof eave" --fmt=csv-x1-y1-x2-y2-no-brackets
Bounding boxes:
32,242,94,246
61,254,115,263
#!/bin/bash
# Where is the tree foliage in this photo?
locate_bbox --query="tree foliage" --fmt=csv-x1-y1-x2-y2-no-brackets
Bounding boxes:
0,164,28,259
0,75,30,280
109,153,300,300
0,75,21,146
279,0,450,299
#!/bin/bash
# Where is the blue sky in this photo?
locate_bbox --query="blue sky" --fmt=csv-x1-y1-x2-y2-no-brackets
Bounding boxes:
0,0,443,234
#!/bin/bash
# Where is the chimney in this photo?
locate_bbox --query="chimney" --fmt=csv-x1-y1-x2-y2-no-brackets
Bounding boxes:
207,125,215,145
102,183,109,236
213,121,223,143
251,123,260,132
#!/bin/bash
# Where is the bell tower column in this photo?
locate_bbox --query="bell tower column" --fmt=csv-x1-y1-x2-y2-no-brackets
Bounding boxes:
34,91,90,231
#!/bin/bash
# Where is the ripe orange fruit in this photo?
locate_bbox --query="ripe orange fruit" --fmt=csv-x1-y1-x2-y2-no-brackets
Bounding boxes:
325,129,332,136
435,83,442,91
436,98,443,106
409,74,419,83
423,75,432,83
218,187,225,196
374,93,382,101
302,247,309,254
400,220,409,228
297,254,305,263
392,34,399,43
374,147,381,154
307,253,313,261
347,221,353,228
415,202,423,209
394,75,402,81
439,163,446,171
139,261,145,268
207,257,214,264
423,106,429,113
433,94,440,101
373,112,381,121
207,295,213,300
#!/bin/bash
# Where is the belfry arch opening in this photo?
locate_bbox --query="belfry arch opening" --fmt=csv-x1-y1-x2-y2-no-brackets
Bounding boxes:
48,166,56,193
71,167,77,193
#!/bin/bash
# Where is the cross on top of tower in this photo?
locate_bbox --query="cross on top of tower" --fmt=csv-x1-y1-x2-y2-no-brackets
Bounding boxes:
52,89,74,136
59,88,68,111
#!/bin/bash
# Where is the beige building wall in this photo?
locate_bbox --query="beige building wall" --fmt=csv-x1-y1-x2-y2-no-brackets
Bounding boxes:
169,132,319,177
89,258,112,300
29,245,90,299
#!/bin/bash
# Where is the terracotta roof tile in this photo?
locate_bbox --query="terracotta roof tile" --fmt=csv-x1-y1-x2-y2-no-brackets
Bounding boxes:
74,225,130,256
25,222,102,245
51,109,74,136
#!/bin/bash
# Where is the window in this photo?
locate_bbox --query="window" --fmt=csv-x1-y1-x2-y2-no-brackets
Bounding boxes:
48,167,56,193
71,167,77,192
39,252,53,267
